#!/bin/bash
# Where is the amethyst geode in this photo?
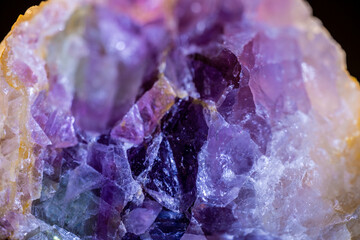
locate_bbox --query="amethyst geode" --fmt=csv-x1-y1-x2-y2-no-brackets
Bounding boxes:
1,0,360,239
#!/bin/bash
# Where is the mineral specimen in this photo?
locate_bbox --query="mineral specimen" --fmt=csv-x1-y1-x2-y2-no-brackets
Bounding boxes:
0,0,360,239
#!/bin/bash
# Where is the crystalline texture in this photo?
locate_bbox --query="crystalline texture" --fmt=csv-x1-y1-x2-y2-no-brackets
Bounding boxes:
1,0,360,239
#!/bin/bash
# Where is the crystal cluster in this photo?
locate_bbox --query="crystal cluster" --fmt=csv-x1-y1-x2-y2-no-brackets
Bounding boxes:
1,0,360,239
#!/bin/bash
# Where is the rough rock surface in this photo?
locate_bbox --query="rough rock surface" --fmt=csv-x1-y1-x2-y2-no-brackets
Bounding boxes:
0,0,360,239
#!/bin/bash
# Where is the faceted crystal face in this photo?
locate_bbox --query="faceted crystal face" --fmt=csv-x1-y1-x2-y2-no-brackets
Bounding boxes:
0,0,360,239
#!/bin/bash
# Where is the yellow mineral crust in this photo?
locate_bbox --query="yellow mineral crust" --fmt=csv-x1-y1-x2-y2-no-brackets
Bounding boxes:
0,0,81,238
0,12,45,240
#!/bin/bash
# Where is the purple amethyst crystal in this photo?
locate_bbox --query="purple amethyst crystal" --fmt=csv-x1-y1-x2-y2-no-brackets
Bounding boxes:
29,1,251,236
22,0,274,238
2,0,360,239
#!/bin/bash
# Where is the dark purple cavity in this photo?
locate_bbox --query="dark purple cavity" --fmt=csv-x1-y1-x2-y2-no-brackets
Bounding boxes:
96,133,112,145
127,138,150,178
127,98,208,212
193,204,236,236
149,210,190,240
122,233,141,240
145,136,181,200
161,98,209,210
191,57,226,101
188,48,241,101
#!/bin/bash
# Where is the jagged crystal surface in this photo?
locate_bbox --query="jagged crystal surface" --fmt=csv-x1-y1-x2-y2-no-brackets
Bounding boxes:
1,0,360,239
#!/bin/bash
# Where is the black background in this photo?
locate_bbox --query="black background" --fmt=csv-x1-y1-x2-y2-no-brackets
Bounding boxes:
0,0,359,79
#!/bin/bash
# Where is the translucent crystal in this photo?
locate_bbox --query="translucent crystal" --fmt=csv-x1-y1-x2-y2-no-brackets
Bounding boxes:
1,0,360,239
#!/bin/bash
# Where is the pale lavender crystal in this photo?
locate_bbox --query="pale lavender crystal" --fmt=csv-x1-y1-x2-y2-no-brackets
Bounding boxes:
123,200,162,235
31,90,77,148
197,113,260,206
